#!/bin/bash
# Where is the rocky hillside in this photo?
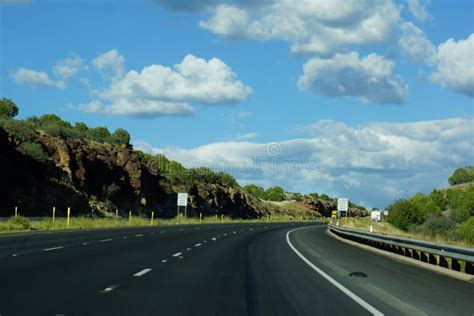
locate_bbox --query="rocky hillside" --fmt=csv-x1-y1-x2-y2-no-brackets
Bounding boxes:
0,124,287,219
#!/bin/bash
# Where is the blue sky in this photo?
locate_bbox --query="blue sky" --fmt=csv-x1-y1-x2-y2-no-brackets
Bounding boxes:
1,0,473,208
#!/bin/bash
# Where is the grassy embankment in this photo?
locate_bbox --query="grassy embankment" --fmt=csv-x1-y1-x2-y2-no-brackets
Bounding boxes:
333,217,474,248
0,214,323,234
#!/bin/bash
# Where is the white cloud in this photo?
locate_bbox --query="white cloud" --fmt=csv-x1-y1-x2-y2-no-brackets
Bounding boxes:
136,117,474,208
430,34,474,98
53,54,85,81
80,99,194,118
83,52,251,117
298,52,407,104
198,0,401,55
407,0,432,22
92,49,125,79
12,67,62,88
398,22,436,64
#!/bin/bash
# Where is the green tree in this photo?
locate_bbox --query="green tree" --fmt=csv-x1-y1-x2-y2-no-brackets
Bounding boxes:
87,126,111,143
74,122,89,133
0,98,19,118
38,114,72,128
107,128,131,145
265,186,285,201
448,166,474,185
243,184,267,199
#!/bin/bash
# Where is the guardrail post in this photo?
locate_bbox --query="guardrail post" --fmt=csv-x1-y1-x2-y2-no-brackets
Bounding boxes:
412,250,420,260
428,253,436,264
466,262,474,275
451,259,461,271
439,256,448,268
420,252,428,263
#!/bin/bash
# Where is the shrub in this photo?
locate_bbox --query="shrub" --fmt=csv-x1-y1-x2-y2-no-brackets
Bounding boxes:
243,184,267,199
20,142,49,162
387,198,424,231
415,214,455,238
0,98,19,118
448,166,474,186
456,217,474,244
266,186,285,201
0,119,38,142
87,126,111,143
7,216,31,230
38,114,72,129
107,128,131,146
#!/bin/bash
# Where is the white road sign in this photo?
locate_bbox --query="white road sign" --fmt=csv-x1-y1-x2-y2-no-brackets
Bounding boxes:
337,198,349,212
177,193,188,206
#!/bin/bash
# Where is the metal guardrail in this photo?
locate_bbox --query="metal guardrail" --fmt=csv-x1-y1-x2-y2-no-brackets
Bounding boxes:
328,224,474,275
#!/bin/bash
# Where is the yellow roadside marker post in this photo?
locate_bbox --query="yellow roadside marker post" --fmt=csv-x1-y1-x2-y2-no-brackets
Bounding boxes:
66,207,71,227
52,207,56,223
129,211,132,222
151,211,154,225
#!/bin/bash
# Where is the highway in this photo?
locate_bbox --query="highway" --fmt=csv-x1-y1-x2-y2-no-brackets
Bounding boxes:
0,223,473,315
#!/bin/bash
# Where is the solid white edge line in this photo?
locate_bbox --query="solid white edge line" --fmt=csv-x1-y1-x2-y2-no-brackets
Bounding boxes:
133,268,152,277
43,246,64,251
286,227,384,316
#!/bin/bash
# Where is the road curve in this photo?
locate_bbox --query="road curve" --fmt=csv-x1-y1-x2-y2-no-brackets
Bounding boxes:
0,223,472,315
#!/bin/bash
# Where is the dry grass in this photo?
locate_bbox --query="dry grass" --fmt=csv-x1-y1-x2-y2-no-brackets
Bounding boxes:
333,217,473,247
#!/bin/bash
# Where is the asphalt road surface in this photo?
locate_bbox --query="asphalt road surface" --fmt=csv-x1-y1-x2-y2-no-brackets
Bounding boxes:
0,223,472,315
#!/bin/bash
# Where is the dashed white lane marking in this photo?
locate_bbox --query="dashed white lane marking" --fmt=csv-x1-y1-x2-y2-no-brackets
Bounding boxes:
43,246,64,251
123,237,127,239
160,231,166,234
203,240,207,243
172,252,183,257
195,243,202,247
233,231,237,234
286,227,383,316
133,268,152,277
162,259,167,263
100,285,119,293
83,242,88,246
135,234,144,237
211,237,217,241
100,239,112,242
179,229,184,231
12,254,19,257
149,233,155,235
223,233,227,236
250,228,253,231
187,248,191,251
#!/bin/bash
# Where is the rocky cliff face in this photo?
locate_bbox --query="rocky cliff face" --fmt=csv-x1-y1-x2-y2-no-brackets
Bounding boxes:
0,127,278,218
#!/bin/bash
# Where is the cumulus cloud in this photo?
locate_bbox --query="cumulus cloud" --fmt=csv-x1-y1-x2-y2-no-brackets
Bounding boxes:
407,0,432,22
398,22,436,64
92,49,125,79
430,34,474,98
53,54,86,81
84,51,252,117
136,117,474,207
12,68,62,88
298,52,408,104
197,0,401,55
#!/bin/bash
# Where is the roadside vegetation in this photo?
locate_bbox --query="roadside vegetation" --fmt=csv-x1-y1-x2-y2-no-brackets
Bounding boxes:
337,167,474,247
0,214,322,233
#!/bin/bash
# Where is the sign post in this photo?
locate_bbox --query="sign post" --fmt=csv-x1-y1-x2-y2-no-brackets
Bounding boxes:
177,193,188,223
337,198,349,222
